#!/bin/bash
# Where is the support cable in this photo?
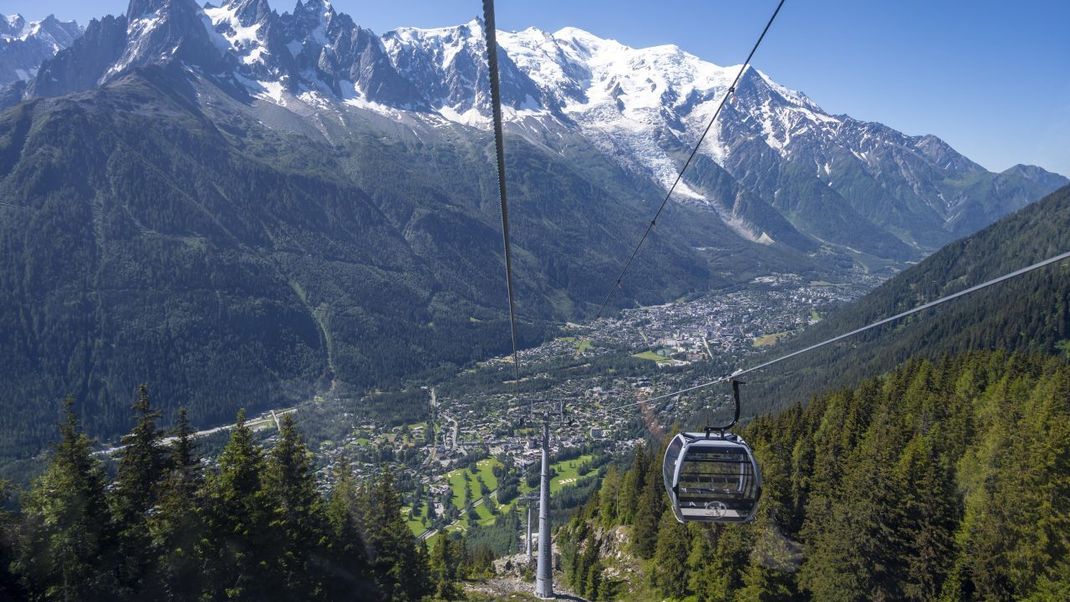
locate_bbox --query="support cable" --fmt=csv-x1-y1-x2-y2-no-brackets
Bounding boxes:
593,0,787,319
481,0,523,398
516,249,1070,415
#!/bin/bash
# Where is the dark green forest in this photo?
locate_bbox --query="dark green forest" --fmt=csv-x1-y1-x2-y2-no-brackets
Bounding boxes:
0,387,493,601
561,351,1070,601
747,184,1070,417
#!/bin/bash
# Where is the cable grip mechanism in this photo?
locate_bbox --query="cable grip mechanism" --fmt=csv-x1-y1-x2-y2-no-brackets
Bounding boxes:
704,379,744,438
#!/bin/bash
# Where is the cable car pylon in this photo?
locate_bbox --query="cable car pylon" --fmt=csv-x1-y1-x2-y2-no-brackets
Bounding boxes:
535,413,553,598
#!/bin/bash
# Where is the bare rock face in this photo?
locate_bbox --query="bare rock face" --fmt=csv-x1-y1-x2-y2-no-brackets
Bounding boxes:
0,14,82,86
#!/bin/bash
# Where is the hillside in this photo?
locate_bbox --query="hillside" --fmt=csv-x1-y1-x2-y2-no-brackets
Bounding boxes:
0,0,1064,463
746,183,1070,416
562,351,1070,600
1,64,807,460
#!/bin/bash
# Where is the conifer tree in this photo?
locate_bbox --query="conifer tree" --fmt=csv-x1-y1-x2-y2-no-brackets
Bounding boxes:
631,451,663,559
598,465,619,527
324,459,377,601
148,408,206,601
201,409,274,600
687,526,718,601
263,414,328,598
897,433,958,601
111,385,165,598
651,508,690,599
616,447,648,524
15,399,118,600
430,535,462,600
363,469,429,601
800,399,910,601
414,539,432,600
584,558,604,601
707,525,750,600
0,480,25,600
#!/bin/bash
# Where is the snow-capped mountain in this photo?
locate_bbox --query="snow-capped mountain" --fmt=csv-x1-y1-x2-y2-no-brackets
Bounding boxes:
0,14,82,85
0,0,1067,453
10,0,1067,258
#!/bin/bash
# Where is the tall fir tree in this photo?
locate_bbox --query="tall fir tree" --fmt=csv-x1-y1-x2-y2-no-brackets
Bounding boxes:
324,459,378,601
110,385,165,599
430,534,462,600
362,469,430,601
263,414,328,598
0,480,25,601
651,508,690,599
147,408,206,601
14,399,118,601
201,409,274,600
896,432,958,601
631,447,663,559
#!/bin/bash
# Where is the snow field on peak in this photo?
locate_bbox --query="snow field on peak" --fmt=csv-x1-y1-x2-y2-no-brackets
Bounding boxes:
204,4,267,66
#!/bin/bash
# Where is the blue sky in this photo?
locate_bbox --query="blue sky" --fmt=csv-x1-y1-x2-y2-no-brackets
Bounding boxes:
10,0,1069,176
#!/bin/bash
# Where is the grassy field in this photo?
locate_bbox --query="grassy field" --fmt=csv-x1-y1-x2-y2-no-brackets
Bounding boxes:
424,455,602,538
550,454,596,493
632,350,669,363
574,339,592,355
403,500,432,536
517,454,598,496
752,332,789,347
434,458,507,532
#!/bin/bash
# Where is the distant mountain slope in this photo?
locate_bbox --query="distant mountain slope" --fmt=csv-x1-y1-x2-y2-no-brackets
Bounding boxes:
0,0,1064,463
748,184,1070,415
0,14,81,86
9,0,1065,262
0,62,821,460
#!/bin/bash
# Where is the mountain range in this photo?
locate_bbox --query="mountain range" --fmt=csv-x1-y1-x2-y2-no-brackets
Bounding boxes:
0,13,81,93
0,0,1065,461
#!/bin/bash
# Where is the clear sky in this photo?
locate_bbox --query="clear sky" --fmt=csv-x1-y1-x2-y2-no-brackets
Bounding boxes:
8,0,1069,176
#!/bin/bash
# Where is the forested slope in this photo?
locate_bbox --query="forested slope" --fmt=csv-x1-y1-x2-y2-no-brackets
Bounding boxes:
747,184,1070,416
563,351,1070,601
0,63,819,462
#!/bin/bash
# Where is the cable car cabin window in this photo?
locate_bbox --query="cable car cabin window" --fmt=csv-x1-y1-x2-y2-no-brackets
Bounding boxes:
663,436,684,494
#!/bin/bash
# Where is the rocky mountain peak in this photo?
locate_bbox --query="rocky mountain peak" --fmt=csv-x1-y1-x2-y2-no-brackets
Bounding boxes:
0,13,82,85
112,0,231,78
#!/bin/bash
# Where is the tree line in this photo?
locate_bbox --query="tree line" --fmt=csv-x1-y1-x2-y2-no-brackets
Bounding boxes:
562,350,1070,600
0,386,474,601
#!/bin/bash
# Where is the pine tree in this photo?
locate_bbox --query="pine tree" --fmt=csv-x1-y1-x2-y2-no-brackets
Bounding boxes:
584,558,604,601
617,447,648,524
737,559,795,602
263,414,328,598
201,409,274,600
598,465,620,527
708,525,751,601
14,399,118,600
0,480,25,600
148,408,206,601
324,459,378,601
687,525,714,599
430,535,462,600
897,433,958,601
651,508,690,599
631,456,663,559
414,540,432,600
111,385,165,598
363,469,429,601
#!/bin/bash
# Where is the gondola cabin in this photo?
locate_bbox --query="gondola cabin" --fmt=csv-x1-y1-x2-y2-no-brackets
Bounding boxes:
663,431,762,523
